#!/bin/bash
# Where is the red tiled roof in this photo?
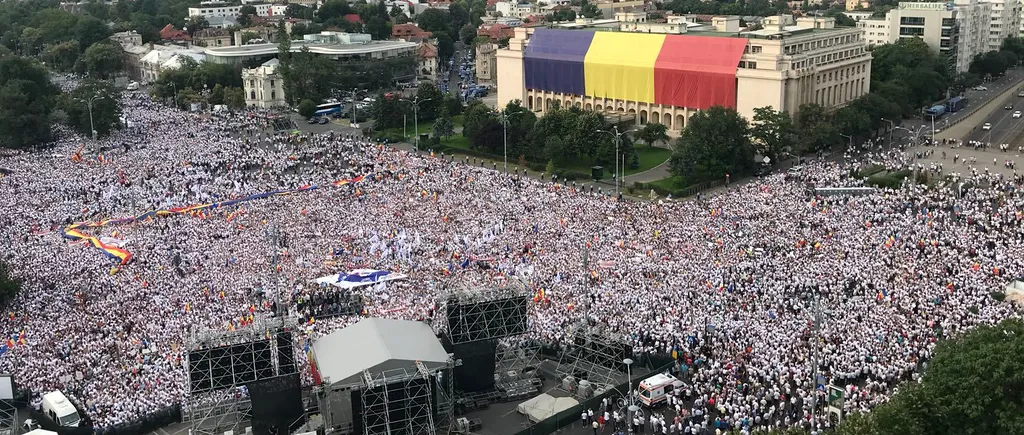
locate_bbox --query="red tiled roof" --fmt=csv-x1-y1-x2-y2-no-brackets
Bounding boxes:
418,41,438,58
392,23,433,38
343,13,363,23
477,23,515,40
159,24,192,41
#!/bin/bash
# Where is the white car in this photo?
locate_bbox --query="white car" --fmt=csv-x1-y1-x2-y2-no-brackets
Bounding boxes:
982,122,992,130
1015,111,1022,119
974,86,989,91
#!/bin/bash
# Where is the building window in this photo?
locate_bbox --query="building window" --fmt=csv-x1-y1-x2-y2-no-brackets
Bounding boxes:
271,91,276,99
899,26,925,36
250,91,256,99
899,17,925,26
942,18,956,27
270,80,275,88
751,45,762,53
746,61,757,69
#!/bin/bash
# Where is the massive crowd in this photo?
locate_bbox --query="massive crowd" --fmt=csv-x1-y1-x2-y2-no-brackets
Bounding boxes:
0,91,1021,434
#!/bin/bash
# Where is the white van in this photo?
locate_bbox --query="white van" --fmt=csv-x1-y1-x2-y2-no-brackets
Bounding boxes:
126,82,140,91
637,373,681,407
41,391,81,427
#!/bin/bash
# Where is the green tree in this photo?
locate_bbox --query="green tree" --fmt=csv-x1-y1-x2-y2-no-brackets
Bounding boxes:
298,98,317,118
208,83,225,105
371,93,404,130
417,8,452,34
73,15,111,51
238,5,257,26
0,261,22,308
19,27,42,56
636,122,669,148
448,1,470,29
240,31,260,45
434,31,454,62
79,42,124,79
433,104,454,139
0,56,59,149
58,79,121,138
670,105,754,184
459,23,477,45
580,0,602,18
970,50,1009,77
280,48,339,105
42,40,81,72
317,0,353,22
750,106,795,160
224,86,245,108
871,38,949,108
414,82,444,120
286,4,316,20
365,16,391,40
462,99,494,145
833,318,1024,435
184,15,210,36
794,103,837,153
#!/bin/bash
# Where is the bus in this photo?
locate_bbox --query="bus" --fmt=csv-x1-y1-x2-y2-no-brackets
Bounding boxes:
947,96,967,112
314,102,343,118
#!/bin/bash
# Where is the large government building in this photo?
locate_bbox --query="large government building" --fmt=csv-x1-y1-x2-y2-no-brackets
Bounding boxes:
496,14,872,133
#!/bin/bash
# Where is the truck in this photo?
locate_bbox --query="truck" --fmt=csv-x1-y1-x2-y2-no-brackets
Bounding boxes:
924,105,946,118
41,391,82,428
946,96,967,112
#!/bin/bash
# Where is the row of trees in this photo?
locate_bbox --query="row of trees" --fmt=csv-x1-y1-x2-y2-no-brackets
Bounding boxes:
150,56,245,110
966,37,1024,80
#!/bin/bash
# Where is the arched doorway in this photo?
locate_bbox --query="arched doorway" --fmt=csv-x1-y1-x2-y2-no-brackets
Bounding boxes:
639,110,647,124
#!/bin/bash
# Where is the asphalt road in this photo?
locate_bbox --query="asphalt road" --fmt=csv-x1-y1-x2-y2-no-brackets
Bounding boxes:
961,72,1024,144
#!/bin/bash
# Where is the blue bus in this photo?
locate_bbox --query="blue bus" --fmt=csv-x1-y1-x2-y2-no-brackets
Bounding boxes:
946,96,967,112
314,102,343,117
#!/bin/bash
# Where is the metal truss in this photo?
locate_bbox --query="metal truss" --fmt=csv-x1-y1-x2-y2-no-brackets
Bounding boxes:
437,282,529,344
494,337,542,384
555,323,630,393
352,358,455,435
182,390,252,435
184,315,300,435
0,401,16,435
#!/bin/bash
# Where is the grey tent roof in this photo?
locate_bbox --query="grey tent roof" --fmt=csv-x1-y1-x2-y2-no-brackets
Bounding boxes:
312,318,450,387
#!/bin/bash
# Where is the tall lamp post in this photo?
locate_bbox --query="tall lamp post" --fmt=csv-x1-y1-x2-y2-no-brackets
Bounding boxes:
880,118,895,149
623,358,636,433
76,93,103,141
599,126,629,197
496,109,522,173
839,133,853,154
402,96,433,152
169,82,178,108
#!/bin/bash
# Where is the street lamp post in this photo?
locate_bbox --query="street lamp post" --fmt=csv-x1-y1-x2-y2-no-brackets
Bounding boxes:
599,126,628,197
402,96,433,152
880,118,895,148
497,109,522,173
623,358,635,433
839,134,853,153
76,94,102,141
929,114,936,146
170,82,178,107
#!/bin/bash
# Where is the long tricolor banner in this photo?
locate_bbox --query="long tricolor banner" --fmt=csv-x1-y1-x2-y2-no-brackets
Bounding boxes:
63,175,369,266
523,29,748,110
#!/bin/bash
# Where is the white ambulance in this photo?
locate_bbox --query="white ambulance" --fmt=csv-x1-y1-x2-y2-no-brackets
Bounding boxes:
637,373,681,407
41,390,81,427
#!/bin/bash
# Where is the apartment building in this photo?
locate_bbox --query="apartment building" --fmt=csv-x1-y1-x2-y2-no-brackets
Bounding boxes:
496,14,872,132
986,0,1020,51
857,0,993,74
187,3,273,19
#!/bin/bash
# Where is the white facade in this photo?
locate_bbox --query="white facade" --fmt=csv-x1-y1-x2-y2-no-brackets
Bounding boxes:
187,3,272,19
139,47,206,82
857,0,994,74
986,0,1020,51
243,59,287,108
495,1,536,18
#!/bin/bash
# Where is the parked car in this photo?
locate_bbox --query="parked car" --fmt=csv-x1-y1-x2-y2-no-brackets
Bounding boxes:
318,117,329,125
308,117,321,124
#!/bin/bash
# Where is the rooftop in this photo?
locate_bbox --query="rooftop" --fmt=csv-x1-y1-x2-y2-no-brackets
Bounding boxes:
311,318,450,387
205,38,417,57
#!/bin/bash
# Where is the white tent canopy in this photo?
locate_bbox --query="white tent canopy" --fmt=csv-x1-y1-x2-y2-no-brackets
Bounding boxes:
517,394,579,423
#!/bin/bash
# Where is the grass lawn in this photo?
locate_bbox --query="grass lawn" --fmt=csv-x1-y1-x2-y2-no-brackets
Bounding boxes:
649,175,686,191
626,146,672,175
562,146,672,176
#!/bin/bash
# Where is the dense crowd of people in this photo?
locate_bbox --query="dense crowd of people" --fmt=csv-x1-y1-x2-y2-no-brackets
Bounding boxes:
0,90,1022,434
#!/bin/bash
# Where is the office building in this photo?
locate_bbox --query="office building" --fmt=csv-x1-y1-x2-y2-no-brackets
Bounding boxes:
856,0,993,74
496,14,872,132
986,0,1020,51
